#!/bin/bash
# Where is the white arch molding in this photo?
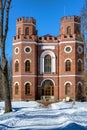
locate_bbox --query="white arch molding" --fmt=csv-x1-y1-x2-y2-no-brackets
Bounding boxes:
41,78,55,87
64,81,72,86
40,50,56,74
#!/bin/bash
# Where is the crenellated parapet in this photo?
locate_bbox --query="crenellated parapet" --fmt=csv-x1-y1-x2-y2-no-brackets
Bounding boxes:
60,34,84,41
61,16,81,23
13,34,38,43
38,34,59,43
16,17,36,25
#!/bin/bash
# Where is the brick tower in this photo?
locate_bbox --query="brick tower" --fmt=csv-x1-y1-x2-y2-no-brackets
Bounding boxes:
12,17,38,100
59,16,84,100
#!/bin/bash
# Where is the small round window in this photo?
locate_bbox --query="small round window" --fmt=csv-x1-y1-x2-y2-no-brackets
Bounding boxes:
24,46,32,54
64,46,72,53
77,46,83,54
14,47,19,54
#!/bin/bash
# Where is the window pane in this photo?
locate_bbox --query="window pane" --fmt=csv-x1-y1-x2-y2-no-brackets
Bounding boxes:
44,55,51,73
65,83,70,95
65,60,71,71
25,83,30,95
15,61,19,72
25,60,30,72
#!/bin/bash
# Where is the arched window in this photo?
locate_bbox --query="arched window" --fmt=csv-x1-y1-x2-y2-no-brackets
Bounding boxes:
25,27,29,35
65,83,70,95
15,61,19,72
25,83,30,95
18,28,21,35
67,26,71,35
25,60,30,72
15,83,19,95
78,60,82,71
44,55,51,73
65,60,71,71
76,83,83,100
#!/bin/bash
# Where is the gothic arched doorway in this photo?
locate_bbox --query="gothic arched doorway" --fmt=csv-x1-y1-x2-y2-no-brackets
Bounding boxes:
42,80,54,96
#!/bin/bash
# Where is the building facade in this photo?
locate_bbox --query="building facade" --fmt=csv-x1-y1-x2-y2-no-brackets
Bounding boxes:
12,16,84,101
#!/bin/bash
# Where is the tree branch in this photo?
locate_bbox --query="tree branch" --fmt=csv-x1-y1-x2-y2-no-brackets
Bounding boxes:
3,0,6,9
4,0,11,40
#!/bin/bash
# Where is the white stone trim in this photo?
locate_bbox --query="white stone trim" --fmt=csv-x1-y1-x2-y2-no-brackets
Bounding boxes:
24,58,31,63
40,50,56,74
64,45,72,53
13,75,37,77
77,81,83,85
16,23,36,27
13,74,84,78
41,78,55,86
41,46,55,50
14,47,20,54
13,41,37,45
77,46,83,54
64,81,72,86
24,46,32,54
61,21,80,25
14,59,20,63
38,43,58,45
77,58,83,63
59,40,84,44
64,58,72,62
59,75,84,77
24,81,32,86
14,82,19,86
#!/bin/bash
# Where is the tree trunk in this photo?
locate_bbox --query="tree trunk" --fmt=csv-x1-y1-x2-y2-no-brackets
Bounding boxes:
1,41,12,112
1,57,12,113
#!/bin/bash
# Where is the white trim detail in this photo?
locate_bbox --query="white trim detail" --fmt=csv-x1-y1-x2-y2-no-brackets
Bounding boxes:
59,41,84,44
64,45,72,53
13,41,37,45
24,59,31,63
16,23,36,27
77,81,83,85
64,58,72,62
13,75,37,77
41,78,55,86
14,47,20,54
41,46,55,50
77,58,83,63
24,46,32,54
13,74,84,78
14,59,20,63
38,43,58,45
59,75,84,77
64,81,72,86
61,21,80,25
14,82,19,86
40,50,56,74
24,81,32,86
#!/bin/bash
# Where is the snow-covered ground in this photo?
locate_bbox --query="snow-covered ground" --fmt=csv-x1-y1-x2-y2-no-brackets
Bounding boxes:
0,101,87,130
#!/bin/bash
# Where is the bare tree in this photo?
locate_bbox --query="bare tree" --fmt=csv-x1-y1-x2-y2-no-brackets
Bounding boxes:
81,0,87,100
0,0,12,113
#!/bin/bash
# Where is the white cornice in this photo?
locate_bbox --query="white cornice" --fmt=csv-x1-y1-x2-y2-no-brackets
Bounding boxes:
13,75,37,77
13,41,37,45
61,22,80,25
13,74,84,77
59,40,84,44
16,23,36,27
38,42,58,45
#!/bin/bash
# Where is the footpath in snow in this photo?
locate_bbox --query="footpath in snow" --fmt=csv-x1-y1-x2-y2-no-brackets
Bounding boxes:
0,101,87,130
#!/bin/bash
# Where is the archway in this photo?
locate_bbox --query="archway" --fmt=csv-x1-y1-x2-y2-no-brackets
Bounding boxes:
42,80,54,96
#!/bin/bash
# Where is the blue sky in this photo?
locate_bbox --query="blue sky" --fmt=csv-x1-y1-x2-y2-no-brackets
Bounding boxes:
6,0,85,58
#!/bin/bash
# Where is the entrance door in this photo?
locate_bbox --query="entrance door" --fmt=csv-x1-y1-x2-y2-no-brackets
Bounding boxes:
42,80,54,96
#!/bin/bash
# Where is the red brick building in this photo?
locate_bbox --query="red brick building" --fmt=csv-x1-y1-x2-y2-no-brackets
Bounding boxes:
12,16,84,101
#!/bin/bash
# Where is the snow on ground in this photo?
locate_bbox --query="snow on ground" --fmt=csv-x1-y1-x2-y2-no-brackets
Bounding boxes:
0,101,87,130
